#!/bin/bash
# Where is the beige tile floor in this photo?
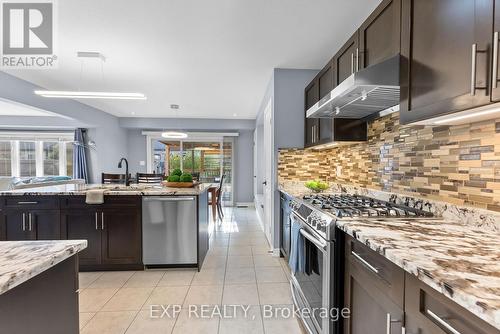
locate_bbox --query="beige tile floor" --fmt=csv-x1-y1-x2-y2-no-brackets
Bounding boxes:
78,207,305,334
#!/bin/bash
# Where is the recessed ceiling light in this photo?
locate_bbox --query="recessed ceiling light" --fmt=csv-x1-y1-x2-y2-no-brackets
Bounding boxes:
161,131,188,139
233,113,237,117
170,104,180,109
34,90,147,100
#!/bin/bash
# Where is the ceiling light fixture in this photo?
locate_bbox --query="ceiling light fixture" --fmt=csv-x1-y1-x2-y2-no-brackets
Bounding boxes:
161,131,188,139
34,52,147,100
34,90,147,100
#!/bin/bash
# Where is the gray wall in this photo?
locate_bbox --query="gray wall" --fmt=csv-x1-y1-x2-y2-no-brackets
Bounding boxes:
255,68,319,249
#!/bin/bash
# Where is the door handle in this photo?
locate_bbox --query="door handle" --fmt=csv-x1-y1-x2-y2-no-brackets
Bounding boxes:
22,213,26,231
143,197,195,202
101,212,104,230
386,313,402,334
299,228,327,251
471,44,477,95
351,250,379,274
17,201,38,205
493,32,499,89
95,212,99,230
356,48,360,72
28,213,32,231
351,53,355,74
426,309,462,334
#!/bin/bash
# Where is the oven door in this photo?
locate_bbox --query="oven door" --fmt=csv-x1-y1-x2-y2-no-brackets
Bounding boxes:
290,212,332,334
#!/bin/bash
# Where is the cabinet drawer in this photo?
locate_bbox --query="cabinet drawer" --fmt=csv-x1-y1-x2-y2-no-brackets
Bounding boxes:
1,196,59,210
345,235,404,307
405,274,499,334
60,195,141,209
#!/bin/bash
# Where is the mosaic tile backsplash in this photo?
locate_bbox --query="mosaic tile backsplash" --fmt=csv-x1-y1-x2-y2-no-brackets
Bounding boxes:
278,112,500,212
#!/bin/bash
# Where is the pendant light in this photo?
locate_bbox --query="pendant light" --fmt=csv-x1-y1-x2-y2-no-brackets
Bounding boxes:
34,52,146,100
161,104,188,139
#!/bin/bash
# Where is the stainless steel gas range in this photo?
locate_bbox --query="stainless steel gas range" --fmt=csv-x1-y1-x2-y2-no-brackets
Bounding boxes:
288,193,433,334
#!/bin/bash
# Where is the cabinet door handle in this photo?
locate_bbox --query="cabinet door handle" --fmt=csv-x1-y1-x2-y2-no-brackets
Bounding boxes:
101,212,104,230
28,213,32,231
22,213,26,231
17,201,38,205
351,250,379,274
95,212,99,230
386,313,402,334
356,48,360,72
426,309,462,334
351,53,355,74
493,32,499,89
471,44,477,96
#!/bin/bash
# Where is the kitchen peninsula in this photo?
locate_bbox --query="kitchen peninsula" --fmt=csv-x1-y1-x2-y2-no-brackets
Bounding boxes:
0,183,210,271
0,240,87,334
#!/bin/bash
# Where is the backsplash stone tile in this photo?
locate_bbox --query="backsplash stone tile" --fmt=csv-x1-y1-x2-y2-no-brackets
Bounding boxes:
278,112,500,212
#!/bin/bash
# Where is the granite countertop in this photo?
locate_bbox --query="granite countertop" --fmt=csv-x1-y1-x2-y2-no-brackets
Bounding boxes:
0,183,212,196
279,186,500,329
337,217,500,330
0,240,87,295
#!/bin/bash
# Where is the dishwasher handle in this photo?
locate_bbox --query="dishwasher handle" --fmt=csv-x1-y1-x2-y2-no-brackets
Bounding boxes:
143,197,196,202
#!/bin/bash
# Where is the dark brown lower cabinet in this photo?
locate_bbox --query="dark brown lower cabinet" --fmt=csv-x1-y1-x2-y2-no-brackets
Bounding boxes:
405,274,500,334
62,209,102,266
101,208,141,266
344,235,404,334
61,200,142,271
3,209,60,241
4,210,34,241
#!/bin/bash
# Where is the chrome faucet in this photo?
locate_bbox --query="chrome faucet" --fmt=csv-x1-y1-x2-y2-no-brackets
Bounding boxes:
118,158,130,186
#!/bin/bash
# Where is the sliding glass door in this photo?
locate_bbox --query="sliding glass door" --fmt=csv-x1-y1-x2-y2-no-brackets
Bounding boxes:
149,136,234,205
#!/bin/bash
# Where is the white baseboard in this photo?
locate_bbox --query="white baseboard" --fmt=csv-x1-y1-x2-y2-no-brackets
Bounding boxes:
236,202,255,207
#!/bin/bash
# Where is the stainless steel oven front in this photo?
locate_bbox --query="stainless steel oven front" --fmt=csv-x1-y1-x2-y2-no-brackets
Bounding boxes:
290,211,334,334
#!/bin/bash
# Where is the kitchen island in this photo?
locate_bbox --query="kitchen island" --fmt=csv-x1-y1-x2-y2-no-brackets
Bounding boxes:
0,183,211,271
0,240,87,334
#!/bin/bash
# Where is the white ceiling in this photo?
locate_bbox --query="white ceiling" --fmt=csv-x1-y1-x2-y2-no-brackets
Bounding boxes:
5,0,381,119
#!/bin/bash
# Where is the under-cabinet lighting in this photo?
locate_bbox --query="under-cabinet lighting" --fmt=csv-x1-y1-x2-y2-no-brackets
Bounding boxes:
433,107,500,124
34,90,147,100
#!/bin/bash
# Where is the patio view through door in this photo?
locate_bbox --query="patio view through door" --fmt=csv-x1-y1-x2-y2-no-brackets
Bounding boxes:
148,135,234,205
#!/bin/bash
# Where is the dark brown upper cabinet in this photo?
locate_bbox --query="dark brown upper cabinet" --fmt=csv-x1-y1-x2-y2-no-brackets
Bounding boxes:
317,60,335,144
305,79,320,147
358,0,401,69
492,1,500,102
335,32,360,84
400,0,494,124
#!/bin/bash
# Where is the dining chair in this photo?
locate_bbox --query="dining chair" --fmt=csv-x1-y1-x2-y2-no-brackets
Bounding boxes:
208,174,225,221
101,173,131,184
136,173,163,184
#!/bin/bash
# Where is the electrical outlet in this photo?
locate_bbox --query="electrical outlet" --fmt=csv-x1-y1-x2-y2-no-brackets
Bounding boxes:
336,166,342,177
139,161,146,166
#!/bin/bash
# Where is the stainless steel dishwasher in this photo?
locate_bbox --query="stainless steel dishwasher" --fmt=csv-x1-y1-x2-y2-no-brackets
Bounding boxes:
142,196,197,266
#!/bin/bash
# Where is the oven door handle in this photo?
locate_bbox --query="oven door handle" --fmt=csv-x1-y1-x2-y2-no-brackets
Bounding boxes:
300,229,327,251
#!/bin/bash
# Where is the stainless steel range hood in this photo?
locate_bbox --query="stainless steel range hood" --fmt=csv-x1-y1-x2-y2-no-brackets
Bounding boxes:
306,55,400,119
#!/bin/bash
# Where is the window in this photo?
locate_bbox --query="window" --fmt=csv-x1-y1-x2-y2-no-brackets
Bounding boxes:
0,132,74,178
148,134,235,204
19,141,36,177
0,142,11,176
43,142,59,176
